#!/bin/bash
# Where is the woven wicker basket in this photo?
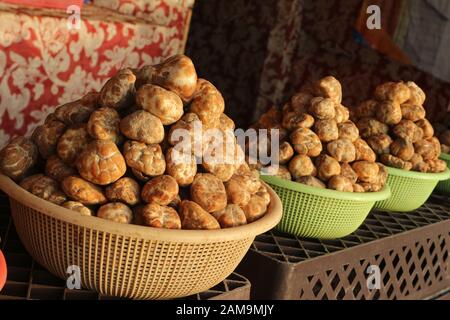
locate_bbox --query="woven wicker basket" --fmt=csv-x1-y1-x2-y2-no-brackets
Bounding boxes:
374,166,450,212
261,175,390,239
0,174,282,299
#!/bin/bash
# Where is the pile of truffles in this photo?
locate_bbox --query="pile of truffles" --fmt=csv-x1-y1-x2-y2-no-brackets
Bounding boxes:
252,76,387,193
0,55,271,230
352,81,446,173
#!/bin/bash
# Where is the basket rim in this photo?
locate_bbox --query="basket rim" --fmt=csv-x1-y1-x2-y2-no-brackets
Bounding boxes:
386,166,450,181
439,152,450,161
260,174,391,201
0,174,282,243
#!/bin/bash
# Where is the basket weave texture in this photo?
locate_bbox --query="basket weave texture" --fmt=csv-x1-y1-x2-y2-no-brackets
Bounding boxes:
435,153,450,194
0,175,282,299
374,167,450,212
261,175,390,239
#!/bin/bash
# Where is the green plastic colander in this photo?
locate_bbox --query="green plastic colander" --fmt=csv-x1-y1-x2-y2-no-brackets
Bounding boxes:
261,175,391,239
374,166,450,212
435,153,450,194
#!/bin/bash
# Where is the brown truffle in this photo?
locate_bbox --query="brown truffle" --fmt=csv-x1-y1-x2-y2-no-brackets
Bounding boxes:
62,175,107,205
328,175,354,192
165,147,197,187
62,201,93,216
190,173,227,213
32,119,66,158
288,155,316,179
99,68,136,109
76,140,126,185
57,124,91,165
136,84,184,125
141,175,179,206
120,110,164,144
45,155,77,182
290,128,322,157
0,137,38,181
212,204,247,228
327,139,356,162
179,200,220,230
87,107,122,143
105,177,141,206
352,161,380,183
315,154,341,181
138,203,181,229
123,141,166,177
97,202,133,224
21,174,66,205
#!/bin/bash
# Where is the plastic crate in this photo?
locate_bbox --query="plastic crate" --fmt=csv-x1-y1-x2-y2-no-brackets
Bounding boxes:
237,194,450,300
0,193,250,300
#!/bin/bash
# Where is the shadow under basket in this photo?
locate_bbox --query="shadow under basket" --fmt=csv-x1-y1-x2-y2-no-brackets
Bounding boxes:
435,153,450,194
260,175,390,240
374,166,450,212
0,175,282,300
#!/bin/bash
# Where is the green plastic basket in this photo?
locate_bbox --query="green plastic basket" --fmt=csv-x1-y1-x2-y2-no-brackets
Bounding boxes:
374,166,450,212
435,153,450,194
260,175,391,239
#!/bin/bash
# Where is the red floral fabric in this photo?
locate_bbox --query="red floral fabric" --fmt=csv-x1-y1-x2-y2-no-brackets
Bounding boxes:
0,2,192,146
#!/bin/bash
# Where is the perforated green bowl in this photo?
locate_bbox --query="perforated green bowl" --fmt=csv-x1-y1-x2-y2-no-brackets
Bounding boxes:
435,153,450,194
374,166,450,212
260,175,391,239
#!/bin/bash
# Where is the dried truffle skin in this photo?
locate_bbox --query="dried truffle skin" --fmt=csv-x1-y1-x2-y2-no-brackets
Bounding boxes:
151,54,198,101
45,155,77,182
139,203,181,229
62,175,107,205
97,202,133,224
136,84,184,125
190,173,227,213
179,200,220,230
123,141,166,177
165,147,197,187
120,110,164,144
105,177,141,206
141,175,179,206
57,124,91,165
327,139,356,162
87,107,122,142
32,119,66,159
76,140,126,185
0,137,38,181
212,204,247,228
99,68,136,109
62,201,93,216
328,175,353,192
21,174,67,205
189,79,224,128
54,97,97,126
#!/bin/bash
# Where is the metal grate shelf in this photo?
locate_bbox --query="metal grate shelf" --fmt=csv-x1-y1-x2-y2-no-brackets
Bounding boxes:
237,194,450,300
